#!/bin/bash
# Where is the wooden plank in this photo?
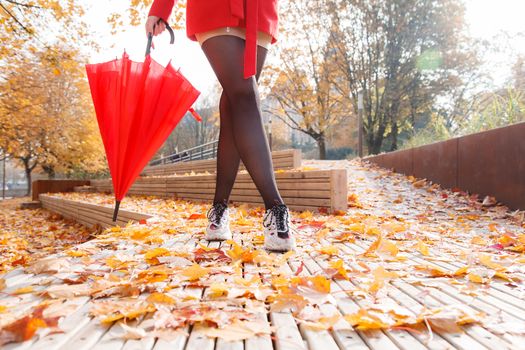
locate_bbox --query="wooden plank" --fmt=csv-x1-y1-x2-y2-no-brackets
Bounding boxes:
60,317,112,350
270,313,307,350
162,170,335,183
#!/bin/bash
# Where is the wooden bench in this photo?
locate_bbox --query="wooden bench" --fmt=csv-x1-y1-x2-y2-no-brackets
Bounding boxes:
39,194,153,229
91,169,348,213
141,149,302,176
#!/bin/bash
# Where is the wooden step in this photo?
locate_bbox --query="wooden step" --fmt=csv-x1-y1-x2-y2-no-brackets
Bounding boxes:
141,149,302,176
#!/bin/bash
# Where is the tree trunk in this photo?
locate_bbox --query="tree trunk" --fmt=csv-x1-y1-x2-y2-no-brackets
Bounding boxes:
24,166,31,197
42,165,56,179
21,157,37,197
317,136,327,160
390,122,398,151
370,123,386,154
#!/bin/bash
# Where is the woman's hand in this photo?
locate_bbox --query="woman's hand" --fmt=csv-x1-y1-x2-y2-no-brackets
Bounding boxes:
145,16,166,37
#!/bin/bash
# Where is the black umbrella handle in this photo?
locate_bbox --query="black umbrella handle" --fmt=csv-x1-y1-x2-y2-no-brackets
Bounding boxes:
146,18,175,57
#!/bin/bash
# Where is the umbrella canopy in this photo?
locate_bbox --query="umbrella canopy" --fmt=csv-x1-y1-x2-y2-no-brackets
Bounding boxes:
86,21,201,221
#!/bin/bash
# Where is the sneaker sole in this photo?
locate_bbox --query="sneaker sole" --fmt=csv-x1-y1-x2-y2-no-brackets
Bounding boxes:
205,227,232,241
264,237,296,252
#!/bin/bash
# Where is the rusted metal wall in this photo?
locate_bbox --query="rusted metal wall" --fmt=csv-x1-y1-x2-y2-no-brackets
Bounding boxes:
32,180,91,201
364,122,525,210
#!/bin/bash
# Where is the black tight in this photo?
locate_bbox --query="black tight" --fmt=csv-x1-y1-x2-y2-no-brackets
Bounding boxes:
201,35,283,210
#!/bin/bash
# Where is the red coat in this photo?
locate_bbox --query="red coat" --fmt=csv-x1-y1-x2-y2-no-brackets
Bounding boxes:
149,0,279,79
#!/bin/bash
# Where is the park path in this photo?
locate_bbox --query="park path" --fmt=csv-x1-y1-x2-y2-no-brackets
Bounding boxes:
1,159,525,349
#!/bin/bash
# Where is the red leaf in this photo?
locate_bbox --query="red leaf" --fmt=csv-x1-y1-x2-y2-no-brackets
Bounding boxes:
298,220,325,230
295,261,305,276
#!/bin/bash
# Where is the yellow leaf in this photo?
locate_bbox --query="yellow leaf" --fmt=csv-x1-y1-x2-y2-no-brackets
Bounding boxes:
226,242,259,263
348,223,365,234
208,283,229,298
494,271,514,282
478,254,506,272
144,247,169,260
378,240,399,257
366,227,381,235
369,266,399,293
498,234,516,247
181,264,209,281
316,228,331,241
318,245,339,256
328,259,349,280
12,286,34,294
197,243,214,251
345,309,390,330
298,211,314,219
307,275,331,293
146,292,176,305
65,250,87,257
417,240,430,256
468,273,490,284
453,266,469,276
363,235,382,256
470,236,487,245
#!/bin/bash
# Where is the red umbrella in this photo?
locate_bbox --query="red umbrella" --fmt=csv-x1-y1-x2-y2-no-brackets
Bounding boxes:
86,20,201,222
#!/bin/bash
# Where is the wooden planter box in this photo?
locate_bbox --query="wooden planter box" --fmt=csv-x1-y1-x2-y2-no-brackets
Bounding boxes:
39,194,153,229
91,169,347,213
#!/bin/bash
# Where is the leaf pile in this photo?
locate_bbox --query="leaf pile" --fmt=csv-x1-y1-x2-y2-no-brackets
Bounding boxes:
0,197,95,275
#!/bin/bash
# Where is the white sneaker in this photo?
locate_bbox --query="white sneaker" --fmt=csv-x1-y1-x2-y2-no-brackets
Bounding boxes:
262,204,296,252
205,201,232,241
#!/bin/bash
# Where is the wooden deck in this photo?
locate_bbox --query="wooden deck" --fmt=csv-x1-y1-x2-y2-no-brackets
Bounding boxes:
1,159,525,349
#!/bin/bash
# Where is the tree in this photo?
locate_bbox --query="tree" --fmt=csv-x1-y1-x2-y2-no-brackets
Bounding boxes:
327,0,478,154
265,1,347,159
0,45,106,194
0,0,91,62
109,0,186,33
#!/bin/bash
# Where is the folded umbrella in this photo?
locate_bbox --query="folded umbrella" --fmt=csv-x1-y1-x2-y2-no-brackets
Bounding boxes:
86,20,201,222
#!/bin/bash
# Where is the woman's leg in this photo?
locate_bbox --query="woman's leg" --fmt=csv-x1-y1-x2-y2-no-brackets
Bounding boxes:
202,35,284,210
212,45,268,205
212,91,240,205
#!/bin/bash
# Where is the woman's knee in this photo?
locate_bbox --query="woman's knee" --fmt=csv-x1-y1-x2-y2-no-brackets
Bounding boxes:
223,80,258,104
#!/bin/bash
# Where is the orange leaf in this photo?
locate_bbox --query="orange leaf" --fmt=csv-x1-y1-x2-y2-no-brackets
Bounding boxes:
188,213,206,220
181,264,209,281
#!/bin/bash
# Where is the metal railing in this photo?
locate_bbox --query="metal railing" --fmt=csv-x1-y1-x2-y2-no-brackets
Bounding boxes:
149,140,219,166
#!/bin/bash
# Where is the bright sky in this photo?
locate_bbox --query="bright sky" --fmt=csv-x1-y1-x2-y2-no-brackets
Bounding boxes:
85,0,525,93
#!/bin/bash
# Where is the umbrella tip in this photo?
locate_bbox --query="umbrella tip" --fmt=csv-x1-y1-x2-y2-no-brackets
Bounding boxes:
113,200,121,222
